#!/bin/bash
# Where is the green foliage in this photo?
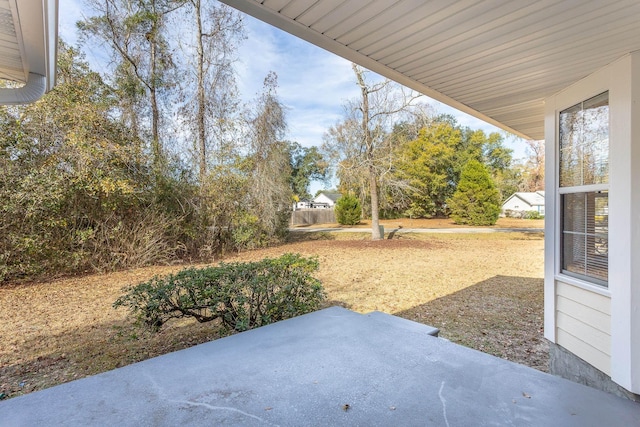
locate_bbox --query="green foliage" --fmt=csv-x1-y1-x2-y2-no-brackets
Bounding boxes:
288,142,328,200
395,123,458,217
113,253,325,332
0,42,199,282
0,41,295,282
524,210,544,220
448,160,501,226
335,193,361,225
389,117,515,219
493,167,523,202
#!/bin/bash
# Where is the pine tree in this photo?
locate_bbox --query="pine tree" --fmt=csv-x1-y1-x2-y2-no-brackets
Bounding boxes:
335,194,361,225
448,160,501,225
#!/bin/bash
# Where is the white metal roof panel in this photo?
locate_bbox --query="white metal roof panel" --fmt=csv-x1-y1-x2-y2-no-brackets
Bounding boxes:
220,0,640,140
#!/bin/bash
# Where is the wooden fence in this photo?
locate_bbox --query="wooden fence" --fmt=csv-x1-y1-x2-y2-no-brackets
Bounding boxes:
290,209,336,225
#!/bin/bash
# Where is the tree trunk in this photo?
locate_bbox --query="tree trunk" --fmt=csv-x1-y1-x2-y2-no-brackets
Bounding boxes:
354,63,382,240
195,0,207,184
369,164,382,240
150,22,161,171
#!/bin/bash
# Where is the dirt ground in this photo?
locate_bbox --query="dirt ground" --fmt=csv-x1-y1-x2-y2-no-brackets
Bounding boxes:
0,219,545,399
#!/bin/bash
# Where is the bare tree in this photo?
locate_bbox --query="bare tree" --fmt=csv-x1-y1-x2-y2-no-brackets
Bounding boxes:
247,72,292,238
324,64,419,240
522,139,545,191
79,0,184,170
177,0,244,183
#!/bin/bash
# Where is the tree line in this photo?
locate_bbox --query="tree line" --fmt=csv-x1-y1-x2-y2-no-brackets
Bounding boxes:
323,65,544,238
0,1,542,281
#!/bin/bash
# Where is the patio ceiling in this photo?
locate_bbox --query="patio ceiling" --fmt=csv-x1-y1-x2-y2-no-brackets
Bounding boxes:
0,0,58,104
219,0,640,140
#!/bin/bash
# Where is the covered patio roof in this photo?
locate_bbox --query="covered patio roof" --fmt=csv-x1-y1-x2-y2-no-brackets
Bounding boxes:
220,0,640,140
0,0,58,104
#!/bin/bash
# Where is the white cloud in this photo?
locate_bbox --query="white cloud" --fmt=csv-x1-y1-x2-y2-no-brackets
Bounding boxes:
236,16,359,148
58,0,84,45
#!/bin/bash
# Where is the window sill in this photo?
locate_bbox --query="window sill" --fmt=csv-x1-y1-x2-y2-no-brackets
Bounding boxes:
555,273,611,297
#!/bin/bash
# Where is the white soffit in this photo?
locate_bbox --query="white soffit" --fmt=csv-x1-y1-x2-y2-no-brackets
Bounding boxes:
0,0,58,103
220,0,640,140
0,0,26,83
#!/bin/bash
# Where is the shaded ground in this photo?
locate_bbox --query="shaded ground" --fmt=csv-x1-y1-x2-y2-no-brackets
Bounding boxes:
397,275,547,371
292,216,545,230
0,224,545,399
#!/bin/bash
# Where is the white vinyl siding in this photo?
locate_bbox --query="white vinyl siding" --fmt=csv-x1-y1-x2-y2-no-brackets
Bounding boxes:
502,198,530,211
556,281,611,374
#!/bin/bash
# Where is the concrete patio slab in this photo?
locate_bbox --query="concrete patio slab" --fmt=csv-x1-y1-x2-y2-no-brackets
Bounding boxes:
1,306,639,426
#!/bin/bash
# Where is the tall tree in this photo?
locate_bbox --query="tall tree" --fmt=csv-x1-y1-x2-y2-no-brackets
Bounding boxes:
288,142,328,200
324,64,418,240
79,0,184,169
247,72,292,239
395,122,459,217
461,129,515,200
177,0,244,183
454,129,513,182
521,139,545,191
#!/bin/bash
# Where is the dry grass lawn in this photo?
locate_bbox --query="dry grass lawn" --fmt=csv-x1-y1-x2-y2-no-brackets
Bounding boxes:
0,219,545,399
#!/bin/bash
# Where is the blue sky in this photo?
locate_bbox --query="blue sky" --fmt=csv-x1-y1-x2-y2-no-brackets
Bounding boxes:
58,0,527,192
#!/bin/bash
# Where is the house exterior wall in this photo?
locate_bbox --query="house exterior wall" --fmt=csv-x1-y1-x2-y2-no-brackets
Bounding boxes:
544,53,640,394
502,197,532,212
555,282,611,374
313,194,336,207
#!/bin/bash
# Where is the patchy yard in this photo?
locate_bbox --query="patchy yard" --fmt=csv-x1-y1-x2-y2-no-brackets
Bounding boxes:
0,221,545,399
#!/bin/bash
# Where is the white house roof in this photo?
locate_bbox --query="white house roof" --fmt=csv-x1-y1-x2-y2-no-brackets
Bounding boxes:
315,191,341,203
504,191,545,208
220,0,640,140
0,0,58,104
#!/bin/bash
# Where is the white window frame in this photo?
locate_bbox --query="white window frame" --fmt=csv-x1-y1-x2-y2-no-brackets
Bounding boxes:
557,92,609,288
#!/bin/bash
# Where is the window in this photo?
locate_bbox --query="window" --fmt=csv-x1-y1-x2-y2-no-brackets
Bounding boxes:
559,92,609,286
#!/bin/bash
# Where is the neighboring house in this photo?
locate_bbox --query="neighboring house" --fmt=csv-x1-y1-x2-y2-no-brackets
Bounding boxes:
502,191,545,215
293,199,312,210
293,193,341,210
313,192,341,209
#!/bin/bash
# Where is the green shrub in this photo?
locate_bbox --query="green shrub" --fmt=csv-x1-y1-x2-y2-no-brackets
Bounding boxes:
113,253,325,332
335,193,361,225
524,210,544,220
448,160,501,226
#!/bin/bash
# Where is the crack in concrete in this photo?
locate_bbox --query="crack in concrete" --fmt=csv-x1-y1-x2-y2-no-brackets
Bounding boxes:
143,371,278,426
178,400,280,426
439,381,450,427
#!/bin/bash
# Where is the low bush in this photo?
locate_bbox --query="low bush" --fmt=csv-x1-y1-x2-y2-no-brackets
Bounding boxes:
503,209,544,220
113,253,325,332
523,210,544,220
